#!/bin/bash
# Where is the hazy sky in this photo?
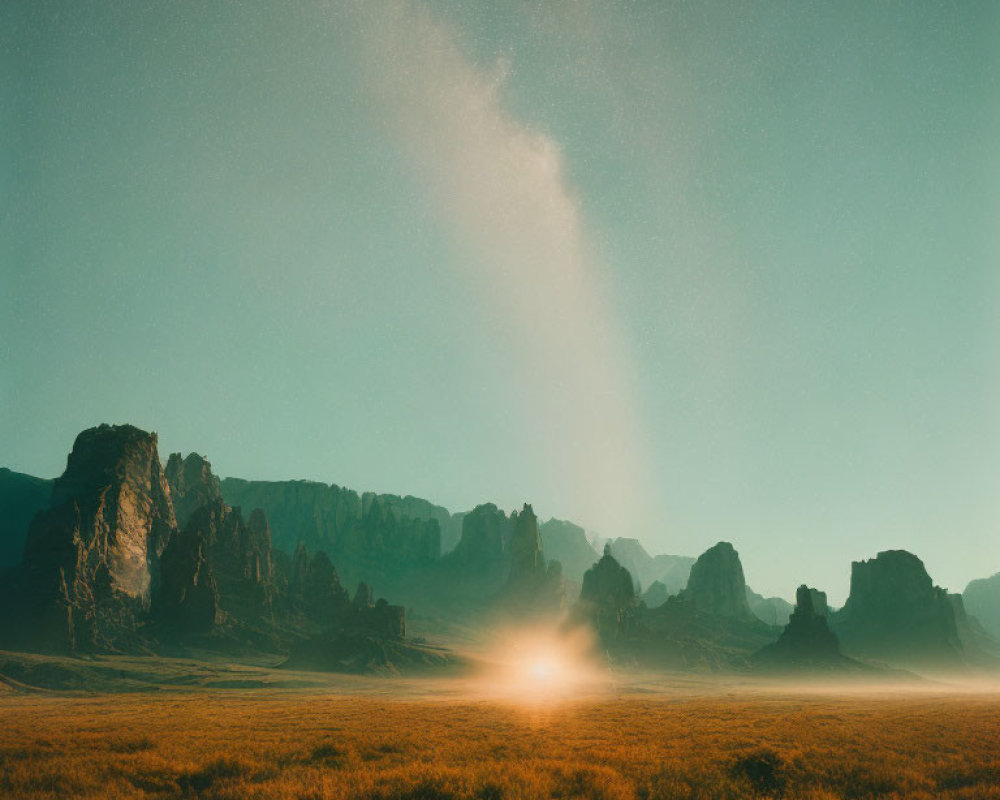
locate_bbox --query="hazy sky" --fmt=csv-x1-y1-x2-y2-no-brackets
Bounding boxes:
3,1,998,603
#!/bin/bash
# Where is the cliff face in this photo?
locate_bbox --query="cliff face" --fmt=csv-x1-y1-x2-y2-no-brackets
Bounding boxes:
538,518,598,584
500,504,564,616
607,538,694,595
164,453,222,529
20,424,177,650
964,572,1000,639
753,585,843,668
746,587,795,626
0,468,52,572
832,550,962,665
449,503,510,567
575,545,638,640
679,542,754,621
218,478,441,591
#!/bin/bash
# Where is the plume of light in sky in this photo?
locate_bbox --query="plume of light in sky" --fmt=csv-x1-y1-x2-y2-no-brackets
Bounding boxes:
353,1,657,537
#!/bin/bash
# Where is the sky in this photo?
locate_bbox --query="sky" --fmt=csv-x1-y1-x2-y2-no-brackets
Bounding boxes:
2,1,998,604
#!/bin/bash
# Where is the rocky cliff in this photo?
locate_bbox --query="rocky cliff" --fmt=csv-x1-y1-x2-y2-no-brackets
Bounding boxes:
679,542,755,621
0,468,52,573
4,425,418,663
500,504,564,616
752,585,847,669
450,502,510,567
538,518,598,584
164,452,222,528
963,572,1000,640
831,550,962,665
574,545,638,640
218,478,442,592
19,424,177,651
607,538,694,594
745,587,795,626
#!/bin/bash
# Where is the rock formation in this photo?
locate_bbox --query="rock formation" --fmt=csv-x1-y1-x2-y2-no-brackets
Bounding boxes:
290,542,350,623
679,542,754,621
745,586,795,626
538,518,599,584
575,545,638,640
451,503,510,567
607,538,694,595
642,580,671,609
752,585,845,668
155,519,219,632
508,503,543,576
351,582,405,639
218,478,443,592
831,550,962,665
164,452,222,528
963,572,1000,639
0,468,52,573
19,424,177,651
947,592,1000,662
500,504,565,616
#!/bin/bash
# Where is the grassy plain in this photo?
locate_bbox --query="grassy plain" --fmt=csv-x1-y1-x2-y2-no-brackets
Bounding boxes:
1,674,999,800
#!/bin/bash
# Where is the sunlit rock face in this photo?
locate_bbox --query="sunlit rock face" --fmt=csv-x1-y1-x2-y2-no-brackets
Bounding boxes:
164,452,222,529
20,424,177,650
679,541,754,621
832,550,962,665
575,545,638,640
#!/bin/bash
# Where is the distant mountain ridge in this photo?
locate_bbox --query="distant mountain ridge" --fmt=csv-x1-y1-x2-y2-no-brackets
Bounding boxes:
2,423,999,679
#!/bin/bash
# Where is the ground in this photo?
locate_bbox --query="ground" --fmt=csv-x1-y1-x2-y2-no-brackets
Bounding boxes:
1,663,999,800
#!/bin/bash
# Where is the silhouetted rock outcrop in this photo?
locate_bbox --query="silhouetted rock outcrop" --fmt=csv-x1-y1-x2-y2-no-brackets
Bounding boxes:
155,520,219,632
679,542,754,621
19,424,177,651
218,478,442,593
574,545,638,640
164,452,222,528
753,586,849,669
831,550,962,666
290,543,350,624
451,503,510,567
500,504,564,616
0,468,52,573
607,538,694,594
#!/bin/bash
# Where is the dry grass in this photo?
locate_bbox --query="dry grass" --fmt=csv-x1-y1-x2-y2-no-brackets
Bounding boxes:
1,687,999,800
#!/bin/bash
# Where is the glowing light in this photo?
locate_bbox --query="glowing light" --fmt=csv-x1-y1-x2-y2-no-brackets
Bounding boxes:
468,622,610,705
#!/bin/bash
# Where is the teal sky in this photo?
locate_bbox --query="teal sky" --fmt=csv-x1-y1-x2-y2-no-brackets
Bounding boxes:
3,1,998,603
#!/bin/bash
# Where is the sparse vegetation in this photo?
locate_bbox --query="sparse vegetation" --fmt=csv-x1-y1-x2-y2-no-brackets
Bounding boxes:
1,688,999,800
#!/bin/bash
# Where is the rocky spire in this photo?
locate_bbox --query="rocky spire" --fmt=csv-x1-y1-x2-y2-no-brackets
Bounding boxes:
164,452,222,528
680,541,754,620
575,544,638,640
20,424,177,651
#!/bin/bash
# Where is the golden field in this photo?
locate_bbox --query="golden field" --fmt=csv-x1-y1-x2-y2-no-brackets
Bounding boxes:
1,681,999,800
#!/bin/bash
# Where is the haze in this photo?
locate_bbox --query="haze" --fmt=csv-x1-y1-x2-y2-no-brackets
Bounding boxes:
2,1,998,604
